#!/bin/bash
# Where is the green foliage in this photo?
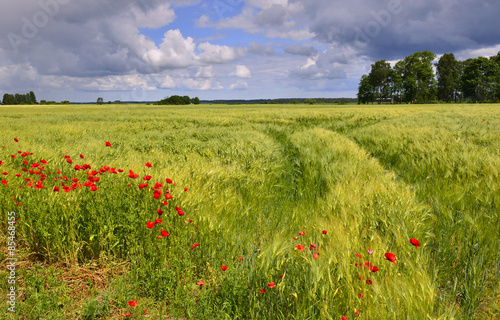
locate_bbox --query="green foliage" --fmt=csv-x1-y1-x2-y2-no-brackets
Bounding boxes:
155,95,192,105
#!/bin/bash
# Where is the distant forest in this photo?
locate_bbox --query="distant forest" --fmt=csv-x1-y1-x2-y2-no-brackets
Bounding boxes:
358,50,500,104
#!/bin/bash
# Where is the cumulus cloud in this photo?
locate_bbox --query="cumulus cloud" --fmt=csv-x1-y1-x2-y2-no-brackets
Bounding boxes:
284,44,318,56
198,42,247,64
142,29,196,69
231,65,251,78
229,81,249,90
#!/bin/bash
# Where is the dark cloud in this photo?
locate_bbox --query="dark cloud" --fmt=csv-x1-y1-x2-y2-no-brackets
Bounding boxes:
284,44,318,56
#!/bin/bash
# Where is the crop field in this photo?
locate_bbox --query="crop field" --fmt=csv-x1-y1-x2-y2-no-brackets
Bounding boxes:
0,103,499,319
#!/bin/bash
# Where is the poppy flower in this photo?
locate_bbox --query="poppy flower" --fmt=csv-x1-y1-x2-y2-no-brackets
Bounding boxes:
366,279,373,285
2,172,8,175
188,219,193,223
66,158,72,164
293,236,298,240
260,288,265,293
356,275,363,280
154,219,162,225
295,244,305,252
146,221,155,229
143,175,152,181
158,208,164,215
165,194,173,200
367,249,374,255
161,230,169,237
298,231,305,236
355,253,362,259
363,261,371,268
342,317,347,320
192,243,199,249
370,265,379,272
354,309,359,315
385,252,397,265
145,162,152,167
313,252,319,260
90,186,98,191
15,174,21,177
184,187,188,192
14,138,18,142
105,141,111,147
80,154,84,159
322,230,327,234
1,180,7,185
268,282,275,288
359,292,363,298
238,257,243,260
125,313,131,317
128,300,137,307
53,186,60,192
197,281,204,286
166,178,173,184
410,238,420,248
221,265,228,271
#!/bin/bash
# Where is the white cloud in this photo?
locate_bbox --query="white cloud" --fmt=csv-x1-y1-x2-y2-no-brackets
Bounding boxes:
231,65,251,78
198,42,247,64
142,29,196,69
229,81,248,90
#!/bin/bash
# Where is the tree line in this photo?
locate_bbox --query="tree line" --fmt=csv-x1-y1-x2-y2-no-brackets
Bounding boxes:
2,91,37,105
154,95,201,105
358,50,500,104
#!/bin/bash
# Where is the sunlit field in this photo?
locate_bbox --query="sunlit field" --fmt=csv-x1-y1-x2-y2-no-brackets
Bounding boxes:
1,103,499,319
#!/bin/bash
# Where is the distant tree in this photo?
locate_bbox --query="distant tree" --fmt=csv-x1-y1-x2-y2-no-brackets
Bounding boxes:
97,97,104,105
436,53,460,102
183,96,191,105
368,60,392,100
60,101,71,104
462,57,500,102
29,91,37,104
156,95,191,105
192,97,201,104
389,62,404,103
2,93,18,105
357,75,374,104
400,50,437,103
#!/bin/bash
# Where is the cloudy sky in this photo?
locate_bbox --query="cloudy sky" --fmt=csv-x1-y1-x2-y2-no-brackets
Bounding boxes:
1,0,499,102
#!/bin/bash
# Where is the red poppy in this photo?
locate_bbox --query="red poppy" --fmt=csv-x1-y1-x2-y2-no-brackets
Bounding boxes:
105,141,111,147
154,189,162,199
385,252,397,265
146,221,155,229
143,175,152,181
165,194,173,200
238,257,243,260
260,288,265,293
363,261,371,268
15,174,21,177
128,300,137,307
90,186,98,191
53,186,60,192
295,244,305,252
145,162,152,167
354,309,359,315
166,178,173,184
322,230,327,234
367,249,374,255
184,187,188,192
125,313,131,317
14,138,18,142
80,154,84,159
293,236,298,240
197,281,204,286
313,252,319,260
356,274,363,280
342,317,347,320
268,282,275,288
161,230,169,237
366,279,373,285
410,238,420,248
1,180,6,185
359,292,363,298
66,158,73,164
370,266,379,272
188,219,193,223
2,172,8,175
221,265,228,271
355,253,362,259
298,231,305,236
157,235,162,239
192,243,199,249
154,219,162,225
158,208,164,215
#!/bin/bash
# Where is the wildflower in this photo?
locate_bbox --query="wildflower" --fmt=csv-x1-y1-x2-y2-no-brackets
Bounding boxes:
161,230,169,237
295,244,305,252
370,265,379,272
359,292,363,298
298,231,305,236
355,253,362,259
260,288,265,293
342,317,347,320
145,162,152,167
184,187,188,192
80,154,84,159
410,238,420,248
158,208,164,215
221,265,228,271
128,300,137,307
354,309,359,315
385,252,397,265
313,252,319,260
356,275,363,280
125,313,131,317
367,249,374,255
238,257,243,260
268,282,275,288
143,175,152,181
105,141,111,147
154,219,162,225
146,221,155,229
192,243,199,249
366,279,373,285
165,194,173,200
14,138,18,142
1,180,6,185
166,178,173,184
322,230,327,234
90,186,98,191
197,281,204,286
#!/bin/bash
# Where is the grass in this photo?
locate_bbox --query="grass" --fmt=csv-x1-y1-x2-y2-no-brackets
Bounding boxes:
0,103,499,319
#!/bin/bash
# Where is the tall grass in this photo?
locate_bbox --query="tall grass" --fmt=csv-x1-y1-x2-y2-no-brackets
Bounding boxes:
0,103,498,319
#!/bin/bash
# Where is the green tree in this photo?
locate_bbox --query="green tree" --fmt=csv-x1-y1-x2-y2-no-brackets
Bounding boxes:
357,75,375,104
192,97,201,104
183,95,191,105
400,50,437,103
368,60,392,100
97,97,104,105
462,57,500,102
2,93,18,105
29,91,37,104
436,53,460,102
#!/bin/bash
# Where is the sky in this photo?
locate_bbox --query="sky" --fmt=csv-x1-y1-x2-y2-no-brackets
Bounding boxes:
1,0,500,102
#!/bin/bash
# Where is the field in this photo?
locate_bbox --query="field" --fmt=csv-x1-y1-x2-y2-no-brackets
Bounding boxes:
0,103,499,319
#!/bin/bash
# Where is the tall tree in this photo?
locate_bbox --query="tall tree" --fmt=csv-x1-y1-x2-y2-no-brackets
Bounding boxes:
436,53,459,102
357,75,374,104
401,50,437,103
97,97,104,105
462,57,500,102
29,91,37,104
368,60,392,100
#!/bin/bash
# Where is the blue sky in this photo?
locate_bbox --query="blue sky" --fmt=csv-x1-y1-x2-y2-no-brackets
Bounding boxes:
1,0,500,102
